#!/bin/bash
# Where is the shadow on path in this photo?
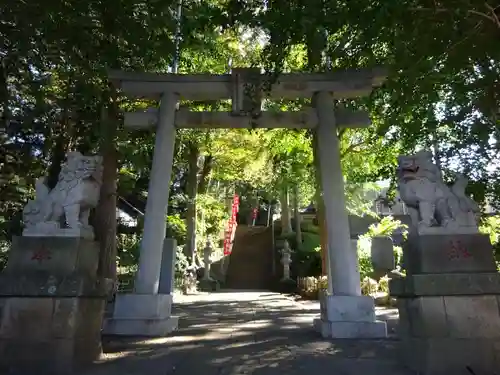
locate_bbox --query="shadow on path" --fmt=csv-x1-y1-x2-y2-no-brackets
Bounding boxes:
83,291,413,375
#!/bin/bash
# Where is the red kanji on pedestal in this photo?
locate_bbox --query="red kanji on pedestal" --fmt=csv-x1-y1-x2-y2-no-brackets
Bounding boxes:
447,239,472,260
31,245,52,264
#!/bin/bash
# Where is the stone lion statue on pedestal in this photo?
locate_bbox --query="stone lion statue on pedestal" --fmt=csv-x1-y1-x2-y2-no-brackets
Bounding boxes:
397,150,480,234
23,151,103,239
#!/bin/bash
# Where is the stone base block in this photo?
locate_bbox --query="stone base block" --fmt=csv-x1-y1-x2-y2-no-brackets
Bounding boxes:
104,316,179,336
390,272,500,297
403,233,496,275
397,295,500,339
320,294,377,322
103,293,179,336
6,236,100,277
0,296,105,374
313,318,387,339
401,337,500,374
315,293,387,339
396,294,500,373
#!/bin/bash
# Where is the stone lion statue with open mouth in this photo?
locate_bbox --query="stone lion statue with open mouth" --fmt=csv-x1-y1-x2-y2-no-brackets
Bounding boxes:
23,151,103,239
396,150,479,234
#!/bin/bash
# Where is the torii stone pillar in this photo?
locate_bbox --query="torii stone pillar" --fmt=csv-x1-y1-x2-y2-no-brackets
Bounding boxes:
313,91,386,338
103,92,179,336
135,92,177,294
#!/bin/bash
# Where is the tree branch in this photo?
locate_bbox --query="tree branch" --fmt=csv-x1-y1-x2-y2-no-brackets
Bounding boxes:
485,2,500,28
410,6,499,27
341,139,370,157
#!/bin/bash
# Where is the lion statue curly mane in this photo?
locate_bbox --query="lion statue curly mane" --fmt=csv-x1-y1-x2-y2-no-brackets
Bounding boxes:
397,150,479,234
23,151,103,239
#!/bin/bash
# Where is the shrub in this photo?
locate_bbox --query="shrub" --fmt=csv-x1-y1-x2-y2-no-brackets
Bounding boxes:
361,277,378,295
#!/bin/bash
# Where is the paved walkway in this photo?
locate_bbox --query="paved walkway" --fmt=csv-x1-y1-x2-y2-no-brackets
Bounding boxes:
84,291,413,375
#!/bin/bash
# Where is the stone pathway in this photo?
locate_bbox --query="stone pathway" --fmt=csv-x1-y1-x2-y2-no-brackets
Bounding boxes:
83,291,413,375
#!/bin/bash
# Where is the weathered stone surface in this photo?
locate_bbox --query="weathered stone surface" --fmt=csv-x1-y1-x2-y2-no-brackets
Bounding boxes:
0,336,102,374
444,295,500,338
104,293,179,336
0,297,54,339
401,337,500,375
404,297,448,338
395,293,500,373
0,297,104,374
0,273,112,297
348,215,377,238
390,272,500,297
314,318,387,339
320,294,376,322
158,238,177,294
370,236,394,273
403,233,496,275
7,236,100,277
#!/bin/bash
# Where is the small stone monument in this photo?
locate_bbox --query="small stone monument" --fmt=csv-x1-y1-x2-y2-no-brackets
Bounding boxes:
198,239,219,291
203,239,213,281
0,152,110,374
370,236,395,279
390,150,500,373
280,240,292,281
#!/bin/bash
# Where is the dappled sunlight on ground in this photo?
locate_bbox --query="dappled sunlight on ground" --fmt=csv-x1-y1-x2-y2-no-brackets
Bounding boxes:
83,290,411,375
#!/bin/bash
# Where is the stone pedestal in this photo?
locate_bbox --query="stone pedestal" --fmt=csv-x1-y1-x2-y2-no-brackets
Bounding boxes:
390,233,500,374
313,293,387,338
103,294,178,336
104,238,179,336
0,236,110,374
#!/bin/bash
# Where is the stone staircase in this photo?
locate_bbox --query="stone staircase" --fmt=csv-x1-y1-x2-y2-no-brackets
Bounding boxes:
225,225,274,290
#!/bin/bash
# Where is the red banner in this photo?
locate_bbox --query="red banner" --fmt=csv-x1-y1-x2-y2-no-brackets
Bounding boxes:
223,194,239,256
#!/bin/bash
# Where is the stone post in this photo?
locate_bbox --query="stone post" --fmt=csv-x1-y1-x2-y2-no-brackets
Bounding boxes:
104,93,179,336
280,240,292,281
315,91,359,296
135,92,178,294
203,239,213,281
313,91,386,339
280,187,293,234
158,238,178,294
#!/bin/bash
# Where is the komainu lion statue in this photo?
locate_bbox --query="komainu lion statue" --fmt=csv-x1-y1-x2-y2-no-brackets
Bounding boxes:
397,150,479,233
23,151,103,239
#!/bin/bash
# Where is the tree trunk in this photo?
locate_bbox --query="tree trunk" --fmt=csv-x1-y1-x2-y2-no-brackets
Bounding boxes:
197,154,213,194
280,186,292,235
46,133,70,190
185,143,200,264
293,184,302,250
95,91,118,286
311,131,328,276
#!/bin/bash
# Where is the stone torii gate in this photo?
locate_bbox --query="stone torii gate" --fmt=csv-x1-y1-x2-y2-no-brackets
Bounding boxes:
104,67,388,339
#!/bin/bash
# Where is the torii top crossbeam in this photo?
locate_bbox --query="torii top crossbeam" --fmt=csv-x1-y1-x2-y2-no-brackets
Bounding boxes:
108,67,386,101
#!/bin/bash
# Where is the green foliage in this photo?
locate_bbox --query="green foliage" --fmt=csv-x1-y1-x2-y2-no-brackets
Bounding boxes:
480,216,500,247
479,215,500,263
174,245,190,287
166,214,187,245
357,240,374,282
366,216,408,239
